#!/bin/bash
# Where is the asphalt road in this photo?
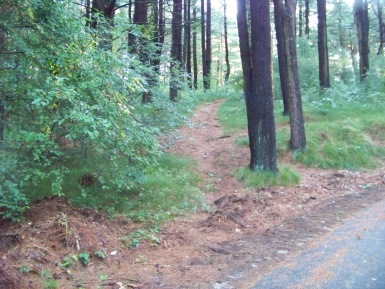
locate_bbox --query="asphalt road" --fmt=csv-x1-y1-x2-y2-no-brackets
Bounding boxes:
251,198,385,289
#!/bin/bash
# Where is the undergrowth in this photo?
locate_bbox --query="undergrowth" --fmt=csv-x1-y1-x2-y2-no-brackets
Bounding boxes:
233,165,300,189
219,76,385,171
30,153,207,224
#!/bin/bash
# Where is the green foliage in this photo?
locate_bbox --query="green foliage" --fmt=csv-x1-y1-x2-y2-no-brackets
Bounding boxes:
95,250,106,259
234,165,300,189
293,124,382,169
122,227,160,249
216,94,247,134
41,269,58,289
217,78,385,171
0,0,161,220
123,153,207,223
19,266,31,273
234,136,249,147
78,252,90,266
297,38,319,90
0,179,29,221
59,257,72,268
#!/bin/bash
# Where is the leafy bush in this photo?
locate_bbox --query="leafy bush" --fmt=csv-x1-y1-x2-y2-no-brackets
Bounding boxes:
0,0,159,220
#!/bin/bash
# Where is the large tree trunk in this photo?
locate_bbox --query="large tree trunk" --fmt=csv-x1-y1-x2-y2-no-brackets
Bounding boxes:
273,0,290,116
193,5,198,89
284,0,307,151
354,0,369,81
170,0,183,101
224,0,230,83
237,0,278,172
317,0,331,88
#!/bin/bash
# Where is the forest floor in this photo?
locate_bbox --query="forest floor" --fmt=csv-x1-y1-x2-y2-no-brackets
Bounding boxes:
1,99,385,289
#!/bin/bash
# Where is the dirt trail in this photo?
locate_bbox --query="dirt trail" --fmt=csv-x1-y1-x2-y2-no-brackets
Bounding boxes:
1,100,385,289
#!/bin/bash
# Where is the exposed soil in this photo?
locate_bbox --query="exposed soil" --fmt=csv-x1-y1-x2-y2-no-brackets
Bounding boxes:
1,99,385,289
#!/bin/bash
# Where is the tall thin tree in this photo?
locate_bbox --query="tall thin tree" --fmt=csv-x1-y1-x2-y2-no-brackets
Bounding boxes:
201,0,206,89
376,0,385,54
317,0,331,88
354,0,369,81
186,0,192,85
283,0,307,151
205,0,211,89
153,0,166,77
273,0,290,115
170,0,183,101
305,0,310,37
193,4,198,89
200,0,211,90
299,0,303,37
224,0,230,83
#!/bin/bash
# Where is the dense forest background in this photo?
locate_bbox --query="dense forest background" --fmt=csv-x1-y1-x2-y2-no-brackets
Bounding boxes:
1,0,385,222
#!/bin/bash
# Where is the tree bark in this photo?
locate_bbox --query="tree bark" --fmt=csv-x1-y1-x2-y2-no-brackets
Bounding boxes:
237,0,278,172
224,0,230,83
305,0,310,37
170,0,183,101
85,0,91,27
283,0,307,151
376,0,385,55
298,0,303,37
354,0,369,81
201,0,206,89
317,0,331,88
273,0,290,115
186,0,192,89
193,5,198,89
128,0,132,21
183,0,192,88
201,0,211,90
205,0,211,90
152,0,165,77
0,7,7,143
182,0,188,70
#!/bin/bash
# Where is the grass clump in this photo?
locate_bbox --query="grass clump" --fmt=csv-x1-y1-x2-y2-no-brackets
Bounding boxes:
293,123,385,170
123,154,206,223
234,136,249,147
234,165,300,189
216,95,247,134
